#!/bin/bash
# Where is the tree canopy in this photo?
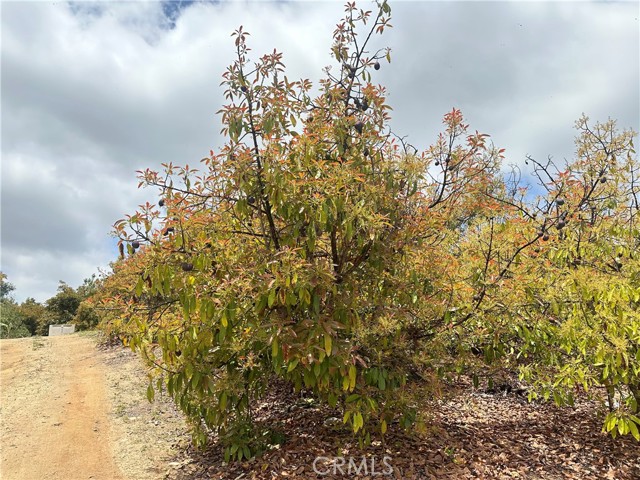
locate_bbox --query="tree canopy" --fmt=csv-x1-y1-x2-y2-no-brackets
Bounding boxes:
0,274,101,338
96,0,640,456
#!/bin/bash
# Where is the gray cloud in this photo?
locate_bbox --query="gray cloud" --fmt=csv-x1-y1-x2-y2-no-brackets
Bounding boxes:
384,1,639,164
1,0,637,302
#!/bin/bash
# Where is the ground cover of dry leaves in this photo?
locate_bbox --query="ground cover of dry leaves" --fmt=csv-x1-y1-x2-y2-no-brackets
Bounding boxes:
161,377,639,479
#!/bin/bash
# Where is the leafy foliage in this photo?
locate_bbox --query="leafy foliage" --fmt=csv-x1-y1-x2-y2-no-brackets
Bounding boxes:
17,298,45,335
0,274,103,337
97,0,640,453
1,273,31,339
448,116,640,440
1,302,31,339
33,277,103,334
0,272,16,300
503,119,639,440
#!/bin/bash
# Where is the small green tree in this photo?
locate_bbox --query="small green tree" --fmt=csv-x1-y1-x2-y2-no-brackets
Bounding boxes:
0,272,15,300
17,298,44,336
39,282,82,335
0,273,31,339
1,303,30,339
73,275,102,331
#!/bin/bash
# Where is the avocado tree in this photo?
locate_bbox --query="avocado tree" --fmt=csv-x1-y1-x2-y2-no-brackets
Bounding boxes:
97,0,639,456
99,1,506,457
507,118,640,440
453,116,640,440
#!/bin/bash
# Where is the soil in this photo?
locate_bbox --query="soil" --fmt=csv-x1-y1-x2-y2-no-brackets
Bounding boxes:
2,334,639,480
0,334,187,480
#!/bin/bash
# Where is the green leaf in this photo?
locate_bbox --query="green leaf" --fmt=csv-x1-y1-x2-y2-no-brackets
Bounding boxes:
324,334,332,356
287,359,299,372
346,394,360,403
618,418,628,436
342,376,350,391
378,375,386,390
263,115,274,135
268,289,276,308
312,294,320,315
629,420,639,441
146,383,155,402
349,365,357,391
354,412,363,432
343,410,351,424
298,287,310,306
605,413,617,432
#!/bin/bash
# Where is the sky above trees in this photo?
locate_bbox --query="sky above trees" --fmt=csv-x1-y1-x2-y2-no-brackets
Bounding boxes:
1,0,638,302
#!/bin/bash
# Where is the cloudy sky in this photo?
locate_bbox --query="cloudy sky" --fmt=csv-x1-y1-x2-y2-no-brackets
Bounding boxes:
1,0,638,303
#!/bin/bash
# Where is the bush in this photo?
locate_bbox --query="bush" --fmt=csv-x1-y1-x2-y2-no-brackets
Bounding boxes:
98,0,639,452
1,301,31,339
73,302,101,331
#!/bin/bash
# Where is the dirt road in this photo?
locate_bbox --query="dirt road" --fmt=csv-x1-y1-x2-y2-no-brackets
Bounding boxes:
1,334,187,480
6,335,638,480
1,335,124,479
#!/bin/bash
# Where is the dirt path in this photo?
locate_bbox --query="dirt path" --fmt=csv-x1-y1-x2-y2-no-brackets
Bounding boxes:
5,334,638,480
1,334,189,480
1,335,124,480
